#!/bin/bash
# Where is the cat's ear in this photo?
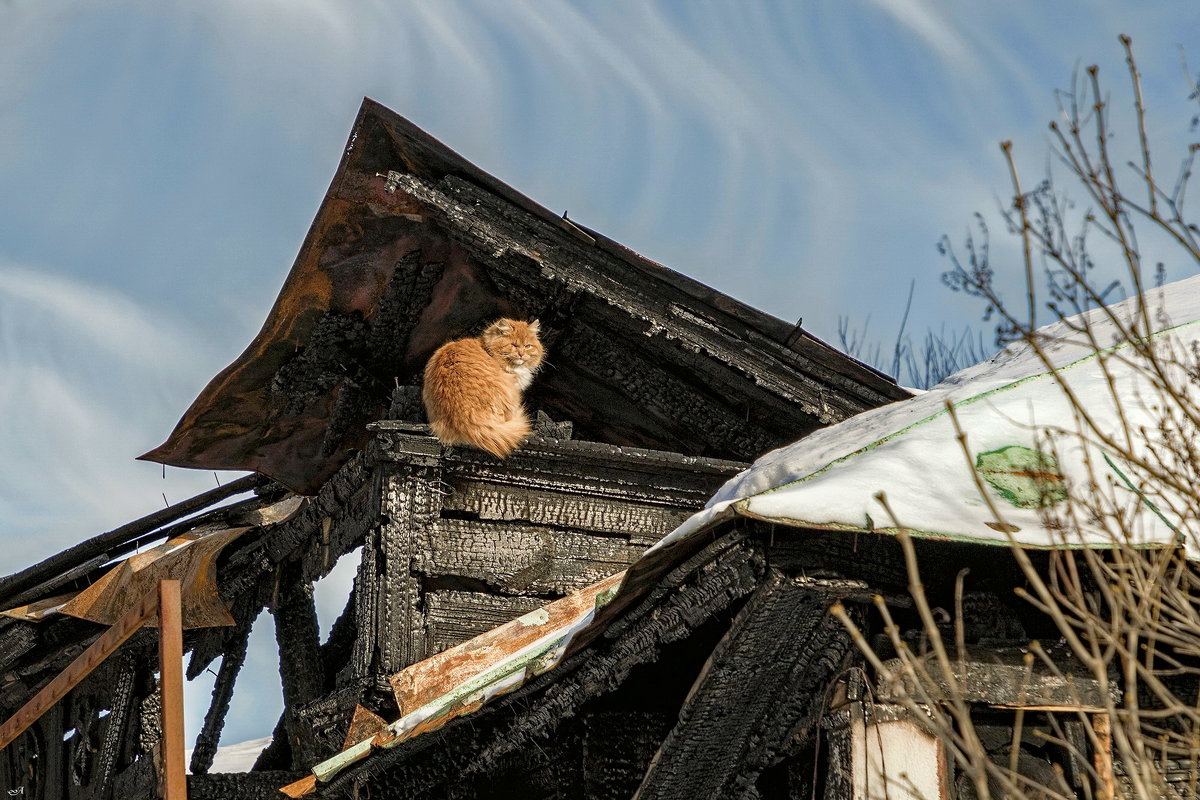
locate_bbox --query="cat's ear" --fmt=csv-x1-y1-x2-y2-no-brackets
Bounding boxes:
492,320,513,334
529,319,541,333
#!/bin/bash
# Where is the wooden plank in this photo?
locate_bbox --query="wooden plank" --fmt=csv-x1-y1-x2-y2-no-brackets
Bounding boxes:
157,579,187,800
441,480,692,541
0,586,158,750
423,591,547,654
634,573,857,800
423,518,640,595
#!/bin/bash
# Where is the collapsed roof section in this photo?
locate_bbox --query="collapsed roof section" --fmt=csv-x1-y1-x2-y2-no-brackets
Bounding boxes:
141,98,908,493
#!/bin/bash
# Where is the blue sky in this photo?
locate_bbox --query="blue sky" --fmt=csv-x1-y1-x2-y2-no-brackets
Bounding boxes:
3,0,1199,749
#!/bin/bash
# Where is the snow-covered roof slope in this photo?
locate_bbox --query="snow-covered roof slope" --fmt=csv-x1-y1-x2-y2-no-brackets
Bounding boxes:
661,274,1200,560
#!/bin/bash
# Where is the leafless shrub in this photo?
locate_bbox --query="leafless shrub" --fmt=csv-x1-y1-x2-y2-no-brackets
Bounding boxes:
838,281,990,389
837,36,1200,799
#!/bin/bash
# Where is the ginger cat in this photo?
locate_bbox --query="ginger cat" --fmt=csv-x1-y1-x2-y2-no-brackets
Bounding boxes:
422,319,544,457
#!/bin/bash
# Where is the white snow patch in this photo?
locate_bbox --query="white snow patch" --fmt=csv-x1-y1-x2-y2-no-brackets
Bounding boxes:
655,274,1200,559
185,735,272,774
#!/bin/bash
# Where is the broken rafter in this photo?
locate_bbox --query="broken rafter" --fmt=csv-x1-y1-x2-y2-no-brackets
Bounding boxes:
0,473,271,608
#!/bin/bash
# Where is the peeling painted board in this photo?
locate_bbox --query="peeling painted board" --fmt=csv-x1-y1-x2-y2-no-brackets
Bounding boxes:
424,591,547,655
441,480,692,539
389,571,623,716
849,709,948,800
422,518,639,595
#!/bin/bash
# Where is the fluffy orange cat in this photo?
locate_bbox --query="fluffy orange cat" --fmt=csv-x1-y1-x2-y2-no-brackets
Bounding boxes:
422,319,544,457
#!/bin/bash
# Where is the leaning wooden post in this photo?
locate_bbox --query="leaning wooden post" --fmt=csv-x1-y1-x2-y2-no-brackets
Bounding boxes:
0,586,159,750
158,579,188,800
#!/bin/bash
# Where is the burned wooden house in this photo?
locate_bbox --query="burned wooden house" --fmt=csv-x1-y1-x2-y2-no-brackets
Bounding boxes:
2,98,1177,800
0,98,911,798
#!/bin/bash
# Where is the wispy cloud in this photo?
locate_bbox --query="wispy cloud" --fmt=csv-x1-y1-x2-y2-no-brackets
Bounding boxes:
3,0,1200,748
0,260,235,569
869,0,973,69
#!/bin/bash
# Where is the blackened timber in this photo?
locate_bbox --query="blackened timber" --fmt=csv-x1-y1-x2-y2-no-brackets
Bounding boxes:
186,585,268,681
351,467,442,679
189,616,253,776
189,771,307,800
422,518,640,596
0,473,270,607
370,424,745,508
390,171,904,413
545,317,779,458
439,480,693,542
91,652,139,797
272,563,326,767
423,591,548,654
218,453,372,613
0,620,37,667
634,572,859,800
321,537,766,797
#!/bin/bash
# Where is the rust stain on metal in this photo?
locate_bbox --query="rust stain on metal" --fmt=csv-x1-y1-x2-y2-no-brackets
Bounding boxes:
139,101,523,494
59,526,249,629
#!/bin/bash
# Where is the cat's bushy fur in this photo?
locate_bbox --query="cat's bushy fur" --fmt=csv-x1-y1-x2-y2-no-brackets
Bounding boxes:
421,318,544,457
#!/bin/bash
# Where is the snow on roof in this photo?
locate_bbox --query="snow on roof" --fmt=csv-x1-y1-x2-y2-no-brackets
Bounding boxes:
661,274,1200,560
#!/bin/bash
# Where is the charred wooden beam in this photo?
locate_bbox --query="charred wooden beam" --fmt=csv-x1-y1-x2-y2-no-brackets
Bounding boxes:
392,170,905,417
319,536,766,798
0,473,270,607
188,771,309,800
439,479,692,545
422,518,640,596
350,466,442,678
0,620,37,669
272,563,326,768
544,317,779,459
634,570,860,800
188,613,253,776
423,591,547,655
91,652,139,798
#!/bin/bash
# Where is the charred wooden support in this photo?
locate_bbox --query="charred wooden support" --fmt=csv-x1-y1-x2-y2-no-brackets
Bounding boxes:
188,770,308,800
318,537,766,798
635,571,861,799
272,563,327,768
188,615,253,776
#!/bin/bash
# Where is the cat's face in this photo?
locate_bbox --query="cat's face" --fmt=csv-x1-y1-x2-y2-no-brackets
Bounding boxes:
481,319,544,369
